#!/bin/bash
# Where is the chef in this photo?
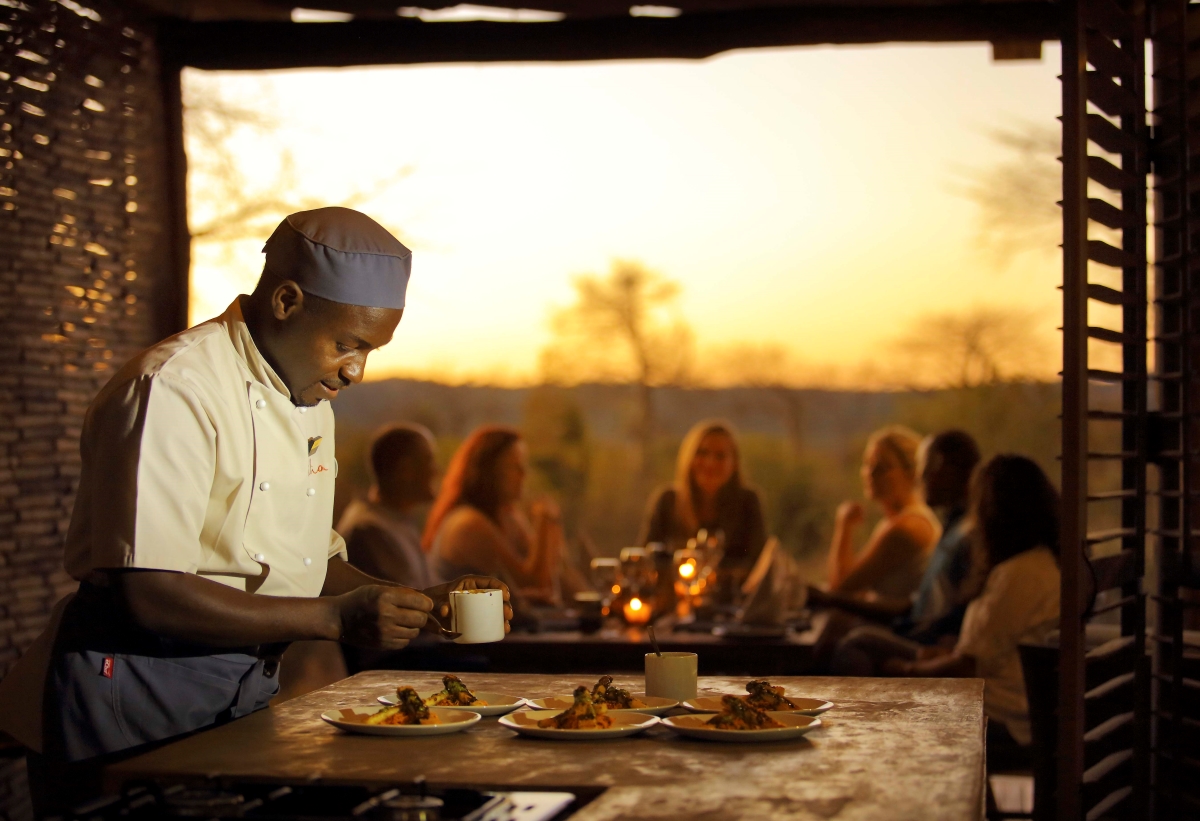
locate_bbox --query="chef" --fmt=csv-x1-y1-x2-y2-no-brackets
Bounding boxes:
0,207,511,808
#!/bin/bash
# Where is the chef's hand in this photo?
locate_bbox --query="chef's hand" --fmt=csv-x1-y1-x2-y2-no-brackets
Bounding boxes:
336,585,432,649
423,576,514,635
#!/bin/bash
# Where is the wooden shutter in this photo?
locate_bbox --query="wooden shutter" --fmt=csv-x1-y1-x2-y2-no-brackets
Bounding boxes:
1060,1,1151,819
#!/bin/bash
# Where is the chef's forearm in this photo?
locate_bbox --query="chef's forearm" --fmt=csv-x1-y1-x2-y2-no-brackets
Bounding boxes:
114,569,341,646
321,555,402,596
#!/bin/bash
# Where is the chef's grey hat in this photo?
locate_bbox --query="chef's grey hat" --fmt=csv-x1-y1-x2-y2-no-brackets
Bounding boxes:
262,207,411,310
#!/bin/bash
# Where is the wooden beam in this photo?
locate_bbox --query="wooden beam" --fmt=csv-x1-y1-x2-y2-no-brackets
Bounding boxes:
160,3,1059,69
159,56,191,337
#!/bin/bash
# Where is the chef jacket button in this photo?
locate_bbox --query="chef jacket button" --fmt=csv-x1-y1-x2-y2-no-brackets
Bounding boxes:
259,481,270,492
298,406,307,414
255,399,266,409
303,557,313,567
306,487,316,497
254,553,266,562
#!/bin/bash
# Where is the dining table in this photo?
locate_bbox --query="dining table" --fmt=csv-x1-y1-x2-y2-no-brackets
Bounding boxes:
105,671,987,820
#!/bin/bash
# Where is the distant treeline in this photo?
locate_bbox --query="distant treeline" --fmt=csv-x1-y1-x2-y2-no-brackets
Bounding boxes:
333,379,1066,577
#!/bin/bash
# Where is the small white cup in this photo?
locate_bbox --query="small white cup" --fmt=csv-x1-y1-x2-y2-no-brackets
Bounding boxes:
449,589,505,644
645,651,698,701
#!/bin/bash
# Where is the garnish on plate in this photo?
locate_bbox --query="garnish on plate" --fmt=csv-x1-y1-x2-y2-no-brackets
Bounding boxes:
591,675,646,709
537,686,614,729
743,680,797,711
366,686,442,726
705,695,784,730
423,674,489,707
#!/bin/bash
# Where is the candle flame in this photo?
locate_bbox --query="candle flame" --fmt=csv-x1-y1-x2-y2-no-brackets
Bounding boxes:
629,597,643,611
678,560,696,579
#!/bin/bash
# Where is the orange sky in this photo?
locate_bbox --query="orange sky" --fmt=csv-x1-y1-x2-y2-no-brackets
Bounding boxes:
185,42,1063,388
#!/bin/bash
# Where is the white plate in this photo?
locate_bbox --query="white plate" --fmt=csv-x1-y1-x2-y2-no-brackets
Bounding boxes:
321,705,481,736
526,694,678,716
663,712,821,742
498,710,659,739
378,691,526,717
682,695,833,716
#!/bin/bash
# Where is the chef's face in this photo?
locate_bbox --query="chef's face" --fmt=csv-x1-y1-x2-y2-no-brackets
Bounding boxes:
266,282,403,406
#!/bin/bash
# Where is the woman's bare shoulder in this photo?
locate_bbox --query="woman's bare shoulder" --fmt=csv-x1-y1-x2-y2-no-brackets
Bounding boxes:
877,512,936,551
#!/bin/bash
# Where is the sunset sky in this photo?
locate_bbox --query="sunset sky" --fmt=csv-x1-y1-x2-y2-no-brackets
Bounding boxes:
184,42,1063,387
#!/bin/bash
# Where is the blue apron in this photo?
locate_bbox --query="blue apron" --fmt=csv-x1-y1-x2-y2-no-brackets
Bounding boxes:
43,580,282,763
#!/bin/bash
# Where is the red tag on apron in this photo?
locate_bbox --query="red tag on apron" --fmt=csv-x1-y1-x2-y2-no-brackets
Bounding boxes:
101,657,114,678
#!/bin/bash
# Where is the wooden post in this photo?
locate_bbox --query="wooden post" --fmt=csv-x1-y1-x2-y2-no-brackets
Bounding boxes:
158,54,190,337
1057,3,1091,817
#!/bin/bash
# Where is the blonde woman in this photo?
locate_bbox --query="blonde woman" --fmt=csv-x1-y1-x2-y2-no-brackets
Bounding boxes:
825,425,941,603
640,420,767,578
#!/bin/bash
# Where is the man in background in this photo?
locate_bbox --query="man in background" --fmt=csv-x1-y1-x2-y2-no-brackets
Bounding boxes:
339,424,438,590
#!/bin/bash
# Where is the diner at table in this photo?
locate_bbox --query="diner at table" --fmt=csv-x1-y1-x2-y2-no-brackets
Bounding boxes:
639,419,767,598
424,426,567,606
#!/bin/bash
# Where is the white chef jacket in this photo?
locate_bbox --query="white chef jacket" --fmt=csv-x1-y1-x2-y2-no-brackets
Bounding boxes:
0,297,346,750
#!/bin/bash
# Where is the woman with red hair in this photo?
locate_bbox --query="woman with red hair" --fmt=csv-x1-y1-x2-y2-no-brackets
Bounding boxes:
423,426,562,600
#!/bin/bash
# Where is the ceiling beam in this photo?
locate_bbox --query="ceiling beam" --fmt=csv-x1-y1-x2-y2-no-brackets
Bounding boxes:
161,3,1059,69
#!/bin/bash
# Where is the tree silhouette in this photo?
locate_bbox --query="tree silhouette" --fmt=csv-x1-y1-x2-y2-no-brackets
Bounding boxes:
183,75,412,321
957,124,1060,269
540,260,693,474
893,306,1050,389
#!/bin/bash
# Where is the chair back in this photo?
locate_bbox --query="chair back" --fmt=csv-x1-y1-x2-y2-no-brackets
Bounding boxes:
1018,641,1058,821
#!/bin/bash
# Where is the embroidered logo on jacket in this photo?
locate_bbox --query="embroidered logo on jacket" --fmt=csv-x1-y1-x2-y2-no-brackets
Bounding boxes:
307,436,322,456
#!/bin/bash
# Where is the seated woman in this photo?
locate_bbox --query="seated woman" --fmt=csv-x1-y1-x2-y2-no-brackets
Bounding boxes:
881,455,1061,750
822,425,940,604
337,423,437,590
424,426,562,603
641,420,767,591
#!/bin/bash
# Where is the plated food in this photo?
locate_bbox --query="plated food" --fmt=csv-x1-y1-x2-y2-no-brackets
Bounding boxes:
591,675,645,709
370,687,442,725
663,711,820,742
704,695,784,730
664,688,822,741
538,686,613,729
424,675,487,707
377,676,526,717
321,702,481,737
499,686,660,739
527,676,679,716
682,680,833,716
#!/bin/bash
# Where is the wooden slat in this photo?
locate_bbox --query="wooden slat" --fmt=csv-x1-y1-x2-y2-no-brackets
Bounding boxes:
1086,528,1137,546
1090,549,1140,591
1088,155,1139,192
1087,409,1133,420
1087,368,1136,382
1083,712,1135,770
1086,635,1139,690
1088,70,1142,118
1086,672,1136,730
1089,196,1138,228
1088,283,1131,305
1086,28,1139,84
1089,489,1138,500
1088,112,1139,155
1088,239,1139,268
1087,326,1132,344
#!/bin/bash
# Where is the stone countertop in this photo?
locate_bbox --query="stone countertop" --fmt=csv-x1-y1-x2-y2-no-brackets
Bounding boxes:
106,672,985,821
